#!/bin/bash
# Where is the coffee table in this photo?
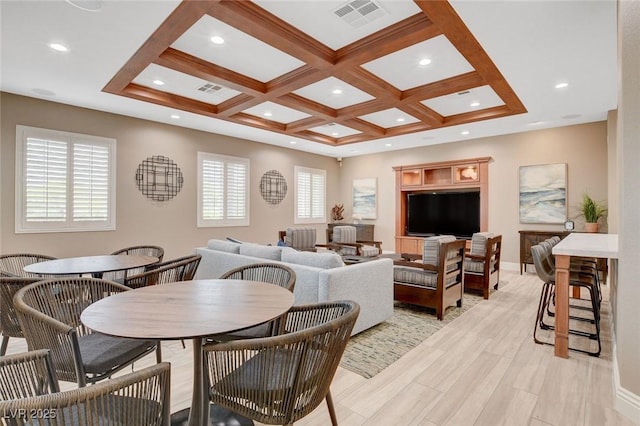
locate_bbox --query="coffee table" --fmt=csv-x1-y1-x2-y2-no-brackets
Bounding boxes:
81,279,295,426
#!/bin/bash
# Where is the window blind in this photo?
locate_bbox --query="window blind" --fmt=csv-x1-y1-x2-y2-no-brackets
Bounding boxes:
295,166,326,223
198,152,249,227
16,126,116,233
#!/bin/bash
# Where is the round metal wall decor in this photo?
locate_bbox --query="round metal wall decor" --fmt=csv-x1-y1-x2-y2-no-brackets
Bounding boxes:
135,155,184,201
260,170,287,205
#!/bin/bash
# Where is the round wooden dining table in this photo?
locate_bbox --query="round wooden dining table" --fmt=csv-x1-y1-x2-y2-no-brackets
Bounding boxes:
80,279,295,426
22,254,158,277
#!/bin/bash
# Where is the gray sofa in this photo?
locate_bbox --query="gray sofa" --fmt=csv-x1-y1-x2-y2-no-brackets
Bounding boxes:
195,239,394,335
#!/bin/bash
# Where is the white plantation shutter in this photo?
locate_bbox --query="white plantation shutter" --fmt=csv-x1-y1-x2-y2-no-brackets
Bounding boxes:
24,138,67,222
295,166,326,224
15,125,116,233
73,143,109,221
198,152,249,227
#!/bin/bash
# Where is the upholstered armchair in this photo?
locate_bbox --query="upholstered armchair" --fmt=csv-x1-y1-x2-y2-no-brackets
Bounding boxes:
325,225,382,257
393,235,466,320
278,227,318,252
463,233,502,299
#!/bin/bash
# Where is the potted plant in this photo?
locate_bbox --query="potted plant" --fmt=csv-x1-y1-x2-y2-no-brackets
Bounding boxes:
578,193,607,233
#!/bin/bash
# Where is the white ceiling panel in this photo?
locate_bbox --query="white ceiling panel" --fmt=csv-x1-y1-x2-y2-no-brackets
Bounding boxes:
242,101,311,124
133,64,241,105
293,77,375,109
361,35,474,91
310,123,361,138
359,108,420,128
254,0,420,50
171,15,304,83
422,85,505,117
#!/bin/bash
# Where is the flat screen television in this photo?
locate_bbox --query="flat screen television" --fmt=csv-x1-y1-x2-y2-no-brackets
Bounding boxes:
406,191,480,238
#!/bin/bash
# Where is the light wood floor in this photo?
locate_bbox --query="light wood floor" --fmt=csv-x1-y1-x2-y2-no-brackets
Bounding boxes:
5,271,637,425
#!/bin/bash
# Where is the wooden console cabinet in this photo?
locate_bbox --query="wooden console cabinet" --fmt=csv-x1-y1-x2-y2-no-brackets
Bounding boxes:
519,230,570,274
393,157,491,254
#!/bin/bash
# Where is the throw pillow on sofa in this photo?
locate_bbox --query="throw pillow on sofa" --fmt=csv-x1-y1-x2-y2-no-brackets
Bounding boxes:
281,247,344,269
239,243,283,261
207,239,241,254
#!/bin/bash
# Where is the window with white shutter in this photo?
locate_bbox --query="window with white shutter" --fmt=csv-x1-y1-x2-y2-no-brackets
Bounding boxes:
197,152,249,227
294,166,326,224
15,125,116,233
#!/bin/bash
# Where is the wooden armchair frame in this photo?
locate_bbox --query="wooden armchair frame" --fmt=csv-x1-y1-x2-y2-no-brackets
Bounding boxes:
324,227,382,257
393,239,466,320
464,234,502,299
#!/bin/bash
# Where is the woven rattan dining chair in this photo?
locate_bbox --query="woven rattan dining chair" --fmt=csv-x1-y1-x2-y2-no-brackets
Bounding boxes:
0,253,56,278
0,349,60,399
203,300,359,426
0,350,171,426
214,263,296,341
143,254,202,281
13,277,162,387
123,254,202,289
0,277,41,356
101,245,165,283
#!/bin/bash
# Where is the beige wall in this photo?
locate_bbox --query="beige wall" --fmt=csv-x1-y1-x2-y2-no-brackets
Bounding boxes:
339,122,609,266
614,0,640,414
0,93,341,259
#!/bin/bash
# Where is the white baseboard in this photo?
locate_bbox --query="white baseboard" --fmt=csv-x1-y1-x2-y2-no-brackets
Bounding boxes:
611,318,640,423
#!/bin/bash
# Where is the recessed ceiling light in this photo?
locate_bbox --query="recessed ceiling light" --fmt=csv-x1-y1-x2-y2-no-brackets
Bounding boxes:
152,79,165,86
555,82,569,89
210,36,225,45
385,143,392,147
331,132,339,137
461,130,470,135
351,150,359,153
332,89,343,95
528,121,543,126
289,141,297,144
49,43,68,52
65,0,103,12
396,117,406,122
170,114,180,119
470,101,480,107
263,111,272,117
419,58,431,66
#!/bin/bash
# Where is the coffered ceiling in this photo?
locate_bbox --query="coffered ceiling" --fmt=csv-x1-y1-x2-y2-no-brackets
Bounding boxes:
0,1,617,157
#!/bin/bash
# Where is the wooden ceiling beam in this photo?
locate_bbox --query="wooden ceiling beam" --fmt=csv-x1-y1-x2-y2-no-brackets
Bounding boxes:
121,83,218,117
397,103,443,126
336,67,401,100
277,93,337,121
401,72,485,103
209,1,335,69
444,105,513,126
338,118,385,136
103,1,214,94
415,0,526,114
156,48,266,95
286,117,329,133
335,14,439,66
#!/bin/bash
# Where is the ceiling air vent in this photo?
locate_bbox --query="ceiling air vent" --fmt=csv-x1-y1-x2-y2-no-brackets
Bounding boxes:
333,0,387,29
197,82,223,94
457,90,471,96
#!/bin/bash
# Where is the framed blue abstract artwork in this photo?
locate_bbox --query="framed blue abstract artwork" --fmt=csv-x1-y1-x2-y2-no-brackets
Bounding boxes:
519,163,567,224
353,178,377,220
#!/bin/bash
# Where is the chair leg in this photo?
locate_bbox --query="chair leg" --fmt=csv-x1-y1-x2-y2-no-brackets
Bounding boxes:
0,335,8,356
326,391,338,426
156,342,163,363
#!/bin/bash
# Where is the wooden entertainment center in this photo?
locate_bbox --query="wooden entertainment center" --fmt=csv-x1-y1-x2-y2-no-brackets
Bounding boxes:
393,157,491,254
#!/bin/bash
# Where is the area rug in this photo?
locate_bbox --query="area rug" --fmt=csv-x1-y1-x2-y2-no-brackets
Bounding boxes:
340,287,497,379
